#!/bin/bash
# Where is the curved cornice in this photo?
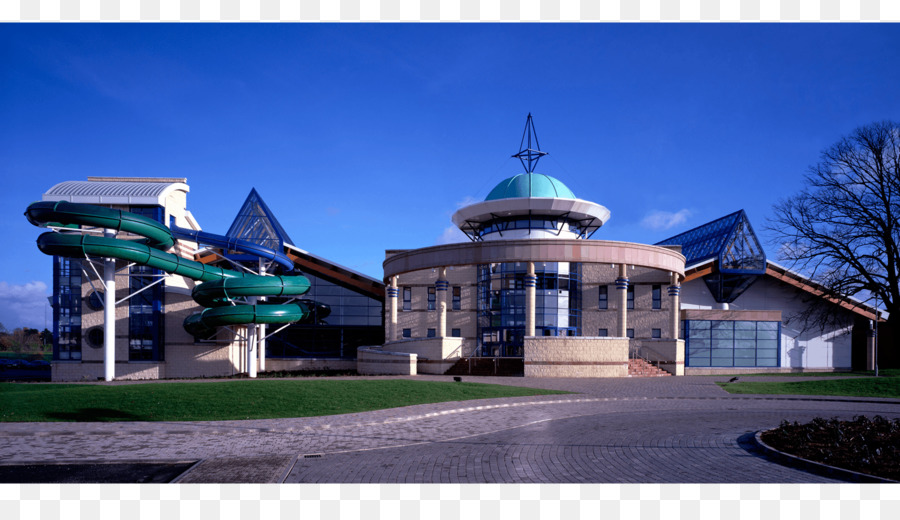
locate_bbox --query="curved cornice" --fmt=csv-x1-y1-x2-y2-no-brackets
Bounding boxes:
383,239,685,281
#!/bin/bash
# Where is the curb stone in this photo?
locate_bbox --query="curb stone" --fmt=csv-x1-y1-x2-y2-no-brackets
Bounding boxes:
750,430,897,484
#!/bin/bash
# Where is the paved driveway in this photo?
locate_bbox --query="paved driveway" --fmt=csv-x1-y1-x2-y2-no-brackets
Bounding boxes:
1,375,897,483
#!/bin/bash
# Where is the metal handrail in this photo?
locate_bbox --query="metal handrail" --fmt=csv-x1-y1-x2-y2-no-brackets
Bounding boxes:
629,343,663,370
461,355,524,375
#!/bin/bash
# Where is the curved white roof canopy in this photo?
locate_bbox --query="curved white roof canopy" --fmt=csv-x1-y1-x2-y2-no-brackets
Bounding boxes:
452,197,611,240
42,177,190,206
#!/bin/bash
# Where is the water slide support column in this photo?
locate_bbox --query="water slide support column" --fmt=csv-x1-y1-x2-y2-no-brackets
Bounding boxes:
103,229,116,382
248,296,258,378
258,304,266,373
258,259,266,373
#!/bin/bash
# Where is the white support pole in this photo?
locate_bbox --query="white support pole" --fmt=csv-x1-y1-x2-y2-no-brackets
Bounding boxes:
247,326,257,378
103,229,116,382
247,297,258,378
258,309,266,373
258,259,266,373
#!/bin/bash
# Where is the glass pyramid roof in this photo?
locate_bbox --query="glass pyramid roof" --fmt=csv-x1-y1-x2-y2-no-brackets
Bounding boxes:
655,210,766,274
226,188,295,251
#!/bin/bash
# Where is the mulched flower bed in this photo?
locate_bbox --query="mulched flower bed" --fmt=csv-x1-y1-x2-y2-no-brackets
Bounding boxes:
760,416,900,481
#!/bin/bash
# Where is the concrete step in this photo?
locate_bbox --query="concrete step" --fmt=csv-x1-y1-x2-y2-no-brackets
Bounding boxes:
628,358,671,377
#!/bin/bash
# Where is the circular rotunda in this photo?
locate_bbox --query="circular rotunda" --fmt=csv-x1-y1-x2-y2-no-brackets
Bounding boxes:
370,115,687,378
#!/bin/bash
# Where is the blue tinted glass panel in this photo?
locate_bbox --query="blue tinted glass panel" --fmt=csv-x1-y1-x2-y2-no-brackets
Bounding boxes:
686,320,780,368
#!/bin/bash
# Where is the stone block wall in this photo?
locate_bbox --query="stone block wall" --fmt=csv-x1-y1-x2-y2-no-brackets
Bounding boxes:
524,336,629,377
381,337,464,374
357,347,417,375
264,358,357,372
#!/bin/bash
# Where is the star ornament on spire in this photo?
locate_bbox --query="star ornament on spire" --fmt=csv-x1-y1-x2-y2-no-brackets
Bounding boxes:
512,113,549,173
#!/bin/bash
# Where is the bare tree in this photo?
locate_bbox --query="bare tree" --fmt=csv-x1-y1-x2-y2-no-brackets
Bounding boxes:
768,121,899,333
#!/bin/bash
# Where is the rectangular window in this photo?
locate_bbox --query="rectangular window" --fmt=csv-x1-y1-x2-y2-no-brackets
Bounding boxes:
652,285,661,309
451,328,461,337
626,328,634,338
427,328,436,338
427,287,436,311
598,328,608,337
402,328,411,338
652,328,661,339
402,287,411,311
452,286,461,311
598,286,608,309
627,285,634,310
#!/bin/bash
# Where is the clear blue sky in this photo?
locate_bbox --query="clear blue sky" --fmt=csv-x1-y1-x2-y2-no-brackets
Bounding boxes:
1,23,898,330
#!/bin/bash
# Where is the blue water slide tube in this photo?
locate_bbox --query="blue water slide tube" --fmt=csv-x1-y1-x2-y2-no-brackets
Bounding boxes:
169,225,294,271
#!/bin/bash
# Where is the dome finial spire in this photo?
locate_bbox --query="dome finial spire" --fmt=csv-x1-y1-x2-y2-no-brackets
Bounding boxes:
512,113,548,173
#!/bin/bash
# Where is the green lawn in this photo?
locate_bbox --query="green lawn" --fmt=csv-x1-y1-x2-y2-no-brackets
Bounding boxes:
0,379,570,422
718,374,900,399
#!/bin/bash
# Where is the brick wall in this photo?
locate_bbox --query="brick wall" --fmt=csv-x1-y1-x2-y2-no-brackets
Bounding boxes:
524,337,629,377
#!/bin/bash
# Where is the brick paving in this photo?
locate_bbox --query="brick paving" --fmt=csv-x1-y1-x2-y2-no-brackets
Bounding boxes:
1,375,898,483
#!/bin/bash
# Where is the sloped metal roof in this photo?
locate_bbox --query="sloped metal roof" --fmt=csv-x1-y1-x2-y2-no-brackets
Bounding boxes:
43,178,189,206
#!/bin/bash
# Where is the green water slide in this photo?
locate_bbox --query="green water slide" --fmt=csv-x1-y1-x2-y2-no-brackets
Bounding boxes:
26,200,314,338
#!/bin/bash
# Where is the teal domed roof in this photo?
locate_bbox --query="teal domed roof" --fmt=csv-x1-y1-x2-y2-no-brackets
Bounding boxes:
485,173,576,201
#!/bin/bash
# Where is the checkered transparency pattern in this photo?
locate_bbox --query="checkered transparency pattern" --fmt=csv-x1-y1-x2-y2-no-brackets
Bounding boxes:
2,484,899,519
2,0,897,518
2,0,899,21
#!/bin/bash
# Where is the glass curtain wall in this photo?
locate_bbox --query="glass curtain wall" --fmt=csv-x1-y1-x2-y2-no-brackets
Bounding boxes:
266,271,383,359
685,320,780,367
477,262,581,357
53,257,82,360
128,206,165,361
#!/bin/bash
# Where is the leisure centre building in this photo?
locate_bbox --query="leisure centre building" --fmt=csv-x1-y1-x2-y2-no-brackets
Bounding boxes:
29,117,884,381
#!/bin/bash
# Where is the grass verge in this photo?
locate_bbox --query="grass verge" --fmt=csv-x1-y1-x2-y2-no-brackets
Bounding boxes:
0,379,569,422
718,374,900,398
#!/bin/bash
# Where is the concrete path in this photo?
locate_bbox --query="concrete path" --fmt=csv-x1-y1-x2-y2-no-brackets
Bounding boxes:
1,375,898,483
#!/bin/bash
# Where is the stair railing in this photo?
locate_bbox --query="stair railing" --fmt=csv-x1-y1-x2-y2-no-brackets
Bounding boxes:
629,343,663,371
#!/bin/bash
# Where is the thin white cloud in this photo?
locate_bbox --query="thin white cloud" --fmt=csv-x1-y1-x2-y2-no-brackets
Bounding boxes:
641,209,692,231
435,225,469,245
454,196,480,209
0,281,51,331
